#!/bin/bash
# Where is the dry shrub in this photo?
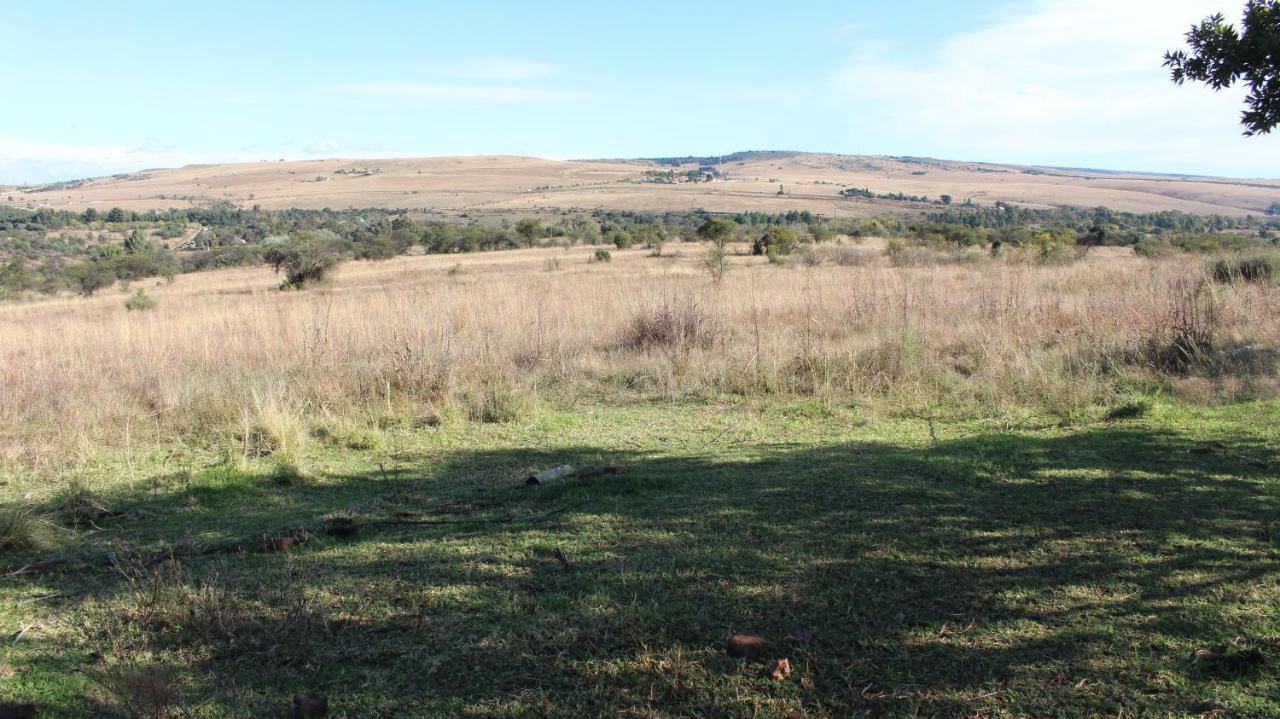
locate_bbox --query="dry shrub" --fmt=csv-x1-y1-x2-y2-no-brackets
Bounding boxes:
239,387,308,460
1211,254,1277,284
104,664,178,719
830,246,879,267
54,477,111,528
624,294,720,351
1144,276,1219,375
465,376,529,423
886,242,939,268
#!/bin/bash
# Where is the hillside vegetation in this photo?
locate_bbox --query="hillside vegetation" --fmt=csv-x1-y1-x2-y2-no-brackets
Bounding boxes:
1,224,1278,716
5,152,1280,216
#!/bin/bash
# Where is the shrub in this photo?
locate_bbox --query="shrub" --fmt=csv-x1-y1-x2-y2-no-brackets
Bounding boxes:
467,378,528,423
831,246,878,266
701,243,729,281
592,248,612,263
1145,277,1219,375
752,227,799,256
264,230,351,289
125,288,156,311
1211,254,1277,283
624,295,719,351
54,478,111,528
886,240,938,268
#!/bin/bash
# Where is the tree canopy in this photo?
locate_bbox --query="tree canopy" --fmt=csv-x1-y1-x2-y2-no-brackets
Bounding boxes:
1165,1,1280,135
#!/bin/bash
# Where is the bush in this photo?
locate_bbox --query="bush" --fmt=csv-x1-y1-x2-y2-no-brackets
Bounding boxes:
624,295,719,351
125,288,156,311
592,248,612,263
264,230,352,289
752,227,799,256
1211,254,1277,283
1144,277,1219,375
831,246,878,266
467,378,528,423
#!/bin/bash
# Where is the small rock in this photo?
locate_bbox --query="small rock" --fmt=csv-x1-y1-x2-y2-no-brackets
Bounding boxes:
726,632,767,659
768,657,792,681
291,694,328,719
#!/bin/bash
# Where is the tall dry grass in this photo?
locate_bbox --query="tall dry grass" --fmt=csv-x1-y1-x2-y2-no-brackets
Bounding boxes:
1,243,1276,477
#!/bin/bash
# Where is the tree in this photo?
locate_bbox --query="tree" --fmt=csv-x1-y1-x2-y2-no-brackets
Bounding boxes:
752,227,798,256
263,230,352,289
1165,1,1280,135
67,262,117,296
514,218,543,246
124,229,157,254
696,218,737,244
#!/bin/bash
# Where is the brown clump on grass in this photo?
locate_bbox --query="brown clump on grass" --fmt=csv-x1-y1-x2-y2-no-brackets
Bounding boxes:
726,632,767,659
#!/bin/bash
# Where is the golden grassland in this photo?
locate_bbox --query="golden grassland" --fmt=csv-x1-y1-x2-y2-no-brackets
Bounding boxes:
7,153,1278,216
1,240,1276,489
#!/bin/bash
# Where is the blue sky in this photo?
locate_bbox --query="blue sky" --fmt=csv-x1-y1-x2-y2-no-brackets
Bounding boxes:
2,0,1275,182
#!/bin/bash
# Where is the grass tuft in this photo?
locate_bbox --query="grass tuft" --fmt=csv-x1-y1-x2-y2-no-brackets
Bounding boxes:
0,504,59,552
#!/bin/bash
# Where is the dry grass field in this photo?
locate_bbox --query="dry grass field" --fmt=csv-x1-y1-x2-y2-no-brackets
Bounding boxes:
6,152,1280,217
1,242,1279,717
2,241,1276,480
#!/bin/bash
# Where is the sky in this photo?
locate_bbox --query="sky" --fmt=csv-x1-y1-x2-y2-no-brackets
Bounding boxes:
1,0,1276,183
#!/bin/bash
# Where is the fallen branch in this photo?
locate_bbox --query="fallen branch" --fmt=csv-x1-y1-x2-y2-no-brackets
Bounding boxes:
525,463,621,486
2,555,66,578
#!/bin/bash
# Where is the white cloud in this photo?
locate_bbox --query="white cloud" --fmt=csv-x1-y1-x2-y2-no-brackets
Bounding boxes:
832,0,1280,176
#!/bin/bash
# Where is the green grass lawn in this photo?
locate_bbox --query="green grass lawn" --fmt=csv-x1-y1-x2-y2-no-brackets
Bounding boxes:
2,399,1278,717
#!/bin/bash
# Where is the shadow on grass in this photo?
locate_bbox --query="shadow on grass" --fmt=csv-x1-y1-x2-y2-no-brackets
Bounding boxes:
5,424,1279,716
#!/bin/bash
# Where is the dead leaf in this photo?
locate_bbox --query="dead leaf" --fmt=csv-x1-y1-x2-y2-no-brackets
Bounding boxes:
769,657,792,681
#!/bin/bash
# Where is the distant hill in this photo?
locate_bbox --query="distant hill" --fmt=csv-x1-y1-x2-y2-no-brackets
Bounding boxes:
4,152,1278,217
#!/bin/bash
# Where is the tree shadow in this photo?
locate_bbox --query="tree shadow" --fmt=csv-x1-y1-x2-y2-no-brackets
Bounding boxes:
5,424,1279,716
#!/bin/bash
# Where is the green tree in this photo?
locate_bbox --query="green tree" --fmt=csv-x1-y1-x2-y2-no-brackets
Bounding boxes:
1165,1,1280,134
66,262,117,296
696,218,737,244
123,229,158,254
514,218,543,246
263,230,352,289
752,227,798,256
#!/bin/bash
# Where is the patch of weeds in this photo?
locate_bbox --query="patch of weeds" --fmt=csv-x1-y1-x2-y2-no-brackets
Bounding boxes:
1211,254,1277,284
1104,399,1151,422
53,477,112,528
466,378,530,424
0,504,59,551
102,663,179,719
268,459,307,486
313,420,385,451
624,294,719,351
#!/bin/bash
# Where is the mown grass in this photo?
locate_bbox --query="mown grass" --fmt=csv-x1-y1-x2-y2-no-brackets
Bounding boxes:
1,399,1278,717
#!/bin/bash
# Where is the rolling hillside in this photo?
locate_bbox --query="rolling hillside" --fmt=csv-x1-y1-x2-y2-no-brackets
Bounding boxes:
5,151,1279,217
